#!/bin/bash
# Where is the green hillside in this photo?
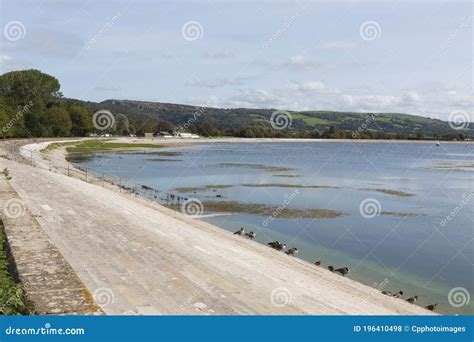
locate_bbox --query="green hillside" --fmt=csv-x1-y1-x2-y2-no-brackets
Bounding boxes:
0,69,471,140
85,99,473,140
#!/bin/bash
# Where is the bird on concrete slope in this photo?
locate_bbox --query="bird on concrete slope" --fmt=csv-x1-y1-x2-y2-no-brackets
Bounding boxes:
328,266,350,276
245,231,256,239
392,291,404,298
406,296,418,304
285,247,299,256
314,260,321,266
268,241,286,251
233,227,244,236
425,304,438,311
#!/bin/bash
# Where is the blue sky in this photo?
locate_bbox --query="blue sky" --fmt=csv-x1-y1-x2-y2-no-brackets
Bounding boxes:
0,0,472,120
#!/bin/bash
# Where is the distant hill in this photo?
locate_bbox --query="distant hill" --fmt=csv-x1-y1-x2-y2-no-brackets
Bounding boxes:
2,69,470,140
82,99,473,139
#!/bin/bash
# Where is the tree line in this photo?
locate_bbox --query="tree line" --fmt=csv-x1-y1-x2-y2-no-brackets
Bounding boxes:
0,69,470,141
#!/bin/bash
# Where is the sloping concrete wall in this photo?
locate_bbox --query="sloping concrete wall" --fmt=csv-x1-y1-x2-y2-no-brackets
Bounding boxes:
0,177,103,315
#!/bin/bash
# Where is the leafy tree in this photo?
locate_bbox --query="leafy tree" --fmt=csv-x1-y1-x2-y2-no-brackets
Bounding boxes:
155,120,174,133
45,106,72,136
68,104,92,136
0,69,61,105
200,122,219,137
115,113,130,135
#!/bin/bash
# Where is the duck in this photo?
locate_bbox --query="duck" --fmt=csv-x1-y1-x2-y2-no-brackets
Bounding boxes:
328,266,350,276
406,296,418,304
245,231,256,239
425,303,438,311
285,248,299,256
314,260,321,266
392,291,404,298
381,291,392,296
267,241,286,251
233,227,244,236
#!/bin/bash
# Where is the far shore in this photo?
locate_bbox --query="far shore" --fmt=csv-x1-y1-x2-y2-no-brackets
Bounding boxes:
5,136,471,150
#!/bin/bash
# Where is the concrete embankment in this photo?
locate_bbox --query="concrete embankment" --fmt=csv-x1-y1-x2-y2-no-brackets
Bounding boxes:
0,176,103,315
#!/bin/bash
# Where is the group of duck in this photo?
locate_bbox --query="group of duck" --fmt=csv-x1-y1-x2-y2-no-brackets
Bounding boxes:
233,228,299,256
233,227,438,312
381,291,437,311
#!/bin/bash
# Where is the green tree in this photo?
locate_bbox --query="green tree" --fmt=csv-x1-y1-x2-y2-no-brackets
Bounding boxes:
46,106,72,136
68,104,92,136
115,114,130,135
0,69,61,105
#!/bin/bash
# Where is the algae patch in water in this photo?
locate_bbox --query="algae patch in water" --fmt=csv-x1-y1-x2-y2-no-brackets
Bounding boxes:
241,183,339,189
272,174,300,178
423,162,474,172
381,211,421,217
210,163,294,172
359,188,415,197
201,201,345,219
175,184,234,193
128,151,184,156
146,158,183,162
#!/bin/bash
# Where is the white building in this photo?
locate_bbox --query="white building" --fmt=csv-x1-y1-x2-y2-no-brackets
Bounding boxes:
177,132,200,139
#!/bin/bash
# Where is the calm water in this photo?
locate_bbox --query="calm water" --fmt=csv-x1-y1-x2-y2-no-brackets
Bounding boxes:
79,141,474,314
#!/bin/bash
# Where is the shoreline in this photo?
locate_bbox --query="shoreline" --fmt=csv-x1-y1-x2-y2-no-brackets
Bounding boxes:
113,137,469,145
6,136,470,148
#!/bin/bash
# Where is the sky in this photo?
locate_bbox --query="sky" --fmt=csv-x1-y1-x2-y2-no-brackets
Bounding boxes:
0,0,472,120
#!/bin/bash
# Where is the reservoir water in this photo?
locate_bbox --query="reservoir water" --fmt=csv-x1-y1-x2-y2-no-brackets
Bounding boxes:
78,141,473,314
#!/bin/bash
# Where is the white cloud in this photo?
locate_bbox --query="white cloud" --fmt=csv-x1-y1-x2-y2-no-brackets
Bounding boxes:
204,50,235,59
184,81,472,121
317,41,358,50
286,55,322,70
288,81,326,92
186,77,244,88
